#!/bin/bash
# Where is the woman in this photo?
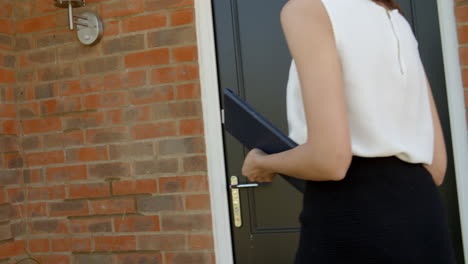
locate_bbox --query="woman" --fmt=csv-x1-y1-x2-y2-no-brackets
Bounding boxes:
241,0,457,262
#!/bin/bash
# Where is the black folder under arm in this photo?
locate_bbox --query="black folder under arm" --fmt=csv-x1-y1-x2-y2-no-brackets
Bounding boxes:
223,88,306,193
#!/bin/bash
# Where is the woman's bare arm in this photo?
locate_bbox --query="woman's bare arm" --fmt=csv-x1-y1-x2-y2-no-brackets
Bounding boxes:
423,76,448,186
248,0,352,181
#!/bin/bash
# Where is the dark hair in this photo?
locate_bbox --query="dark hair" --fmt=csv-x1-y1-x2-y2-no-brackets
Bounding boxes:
372,0,404,15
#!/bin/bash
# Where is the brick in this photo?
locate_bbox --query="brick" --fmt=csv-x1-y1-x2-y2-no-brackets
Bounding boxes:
84,92,127,109
456,4,468,22
117,254,162,264
91,198,135,215
2,120,18,135
94,235,137,251
30,219,68,234
148,26,196,47
0,223,11,241
17,14,57,33
13,202,47,218
102,34,145,55
38,63,75,81
109,142,154,160
151,64,199,84
23,168,44,184
28,238,50,253
145,0,193,10
70,218,112,233
123,13,167,33
60,79,101,96
43,130,84,148
15,36,30,51
25,150,65,167
186,194,211,210
158,136,205,155
27,185,66,201
88,162,130,179
0,169,21,186
183,155,207,172
22,135,41,151
188,234,214,249
66,146,108,163
7,188,25,203
69,183,110,199
47,165,87,182
51,238,72,252
57,43,99,61
180,118,204,135
0,102,16,118
49,200,89,217
27,49,56,64
41,97,81,115
63,112,105,130
17,68,34,83
86,127,129,144
35,255,71,264
131,122,177,140
153,101,202,120
74,255,112,264
18,102,40,118
0,241,26,258
0,205,11,222
0,19,13,35
0,136,18,152
104,70,146,91
129,85,174,105
138,234,184,251
171,8,194,26
173,45,197,62
101,0,144,18
105,20,120,36
134,158,178,175
125,48,170,68
35,30,74,48
11,222,27,237
112,179,157,195
0,103,15,118
0,3,11,17
137,195,183,212
0,34,12,50
166,252,212,264
161,213,211,231
81,56,121,74
23,117,62,134
114,215,160,232
107,106,152,124
4,153,23,168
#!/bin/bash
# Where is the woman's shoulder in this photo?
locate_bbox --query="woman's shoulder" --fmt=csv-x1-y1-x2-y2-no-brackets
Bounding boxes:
280,0,333,28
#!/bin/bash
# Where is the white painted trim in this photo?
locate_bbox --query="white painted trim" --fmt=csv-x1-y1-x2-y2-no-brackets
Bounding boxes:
195,0,468,263
437,0,468,262
194,0,235,263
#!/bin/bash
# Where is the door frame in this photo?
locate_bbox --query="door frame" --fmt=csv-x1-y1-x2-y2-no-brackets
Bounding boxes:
194,0,468,263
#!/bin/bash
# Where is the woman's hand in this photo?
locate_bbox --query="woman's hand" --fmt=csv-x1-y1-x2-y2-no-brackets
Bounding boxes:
241,148,276,183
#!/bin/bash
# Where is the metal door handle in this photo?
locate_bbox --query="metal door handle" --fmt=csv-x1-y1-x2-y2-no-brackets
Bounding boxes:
230,183,259,189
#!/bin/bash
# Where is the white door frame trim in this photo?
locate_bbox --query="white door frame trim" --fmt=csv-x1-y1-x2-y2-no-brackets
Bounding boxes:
437,0,468,262
195,0,468,263
194,0,234,263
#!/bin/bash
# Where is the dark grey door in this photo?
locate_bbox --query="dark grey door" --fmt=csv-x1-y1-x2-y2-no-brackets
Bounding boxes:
213,0,464,263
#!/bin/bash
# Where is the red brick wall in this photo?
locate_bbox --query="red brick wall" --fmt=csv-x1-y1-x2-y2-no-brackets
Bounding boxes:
0,0,214,263
0,0,20,260
455,0,468,123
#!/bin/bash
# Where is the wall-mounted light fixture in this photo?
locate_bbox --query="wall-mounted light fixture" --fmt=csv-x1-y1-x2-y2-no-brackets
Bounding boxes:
54,0,103,46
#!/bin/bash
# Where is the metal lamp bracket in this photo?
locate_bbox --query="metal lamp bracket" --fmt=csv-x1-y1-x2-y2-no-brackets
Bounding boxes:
54,0,103,46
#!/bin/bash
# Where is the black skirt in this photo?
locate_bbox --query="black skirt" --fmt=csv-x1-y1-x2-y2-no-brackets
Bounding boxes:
294,155,456,264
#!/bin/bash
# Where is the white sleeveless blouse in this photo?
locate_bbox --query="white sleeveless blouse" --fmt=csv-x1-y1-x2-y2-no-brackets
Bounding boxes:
286,0,434,164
